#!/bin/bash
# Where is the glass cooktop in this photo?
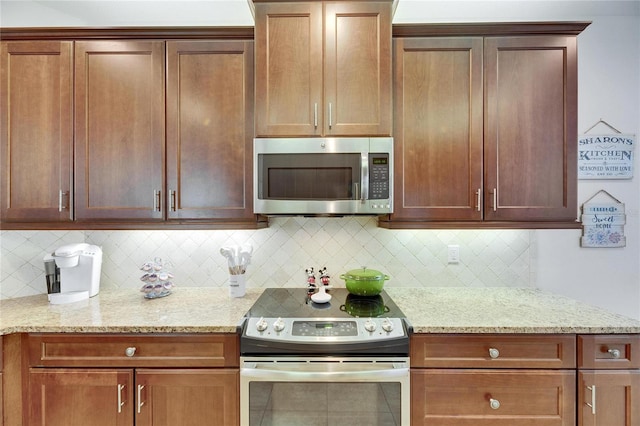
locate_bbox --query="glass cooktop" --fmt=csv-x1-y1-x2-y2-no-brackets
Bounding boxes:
244,287,406,319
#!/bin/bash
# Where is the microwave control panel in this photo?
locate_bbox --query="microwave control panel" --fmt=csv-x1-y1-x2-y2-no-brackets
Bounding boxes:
369,154,390,199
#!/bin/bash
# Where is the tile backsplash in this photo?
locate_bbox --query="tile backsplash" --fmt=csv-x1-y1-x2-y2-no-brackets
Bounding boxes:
0,217,534,299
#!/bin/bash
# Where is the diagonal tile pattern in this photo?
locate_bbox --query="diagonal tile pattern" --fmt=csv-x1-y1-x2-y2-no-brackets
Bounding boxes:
0,218,533,299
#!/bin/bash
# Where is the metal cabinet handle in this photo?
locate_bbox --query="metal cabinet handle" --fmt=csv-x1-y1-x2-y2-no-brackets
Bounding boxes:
492,188,497,212
137,385,145,414
117,384,125,413
488,348,500,359
586,385,596,414
153,190,162,212
607,348,621,358
169,190,176,212
125,347,136,357
489,398,501,410
58,190,69,212
475,189,481,212
314,103,318,128
328,102,332,129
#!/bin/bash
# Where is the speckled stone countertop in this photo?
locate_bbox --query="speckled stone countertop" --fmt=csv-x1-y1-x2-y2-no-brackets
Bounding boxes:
384,288,640,334
1,287,639,335
0,288,262,335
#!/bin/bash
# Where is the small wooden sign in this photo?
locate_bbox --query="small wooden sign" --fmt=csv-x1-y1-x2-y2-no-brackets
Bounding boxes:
578,134,635,179
580,190,626,248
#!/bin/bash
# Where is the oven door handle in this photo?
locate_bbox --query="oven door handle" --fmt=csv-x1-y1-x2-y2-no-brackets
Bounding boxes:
241,363,409,382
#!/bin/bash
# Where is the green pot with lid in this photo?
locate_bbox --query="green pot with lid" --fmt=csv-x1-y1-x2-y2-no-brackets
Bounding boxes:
340,267,390,296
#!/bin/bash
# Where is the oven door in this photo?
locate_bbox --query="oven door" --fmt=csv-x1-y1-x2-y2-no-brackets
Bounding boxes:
240,356,410,426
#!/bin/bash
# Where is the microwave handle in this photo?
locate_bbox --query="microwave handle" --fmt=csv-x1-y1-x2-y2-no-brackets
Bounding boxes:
360,154,368,204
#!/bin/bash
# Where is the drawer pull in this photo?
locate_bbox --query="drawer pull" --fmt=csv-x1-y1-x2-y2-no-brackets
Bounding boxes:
125,347,137,357
117,384,125,413
489,398,501,410
488,348,500,359
586,385,596,414
607,348,621,359
137,385,145,414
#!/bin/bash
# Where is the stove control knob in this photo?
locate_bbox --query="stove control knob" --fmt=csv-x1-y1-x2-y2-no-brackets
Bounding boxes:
364,319,377,332
381,319,394,332
273,317,286,332
256,317,268,332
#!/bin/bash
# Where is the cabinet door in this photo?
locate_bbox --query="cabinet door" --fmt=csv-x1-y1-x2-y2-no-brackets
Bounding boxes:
391,37,483,221
579,371,640,426
0,41,73,222
75,41,165,220
412,369,576,425
484,36,577,222
166,41,255,221
135,369,239,426
29,368,133,426
254,2,323,137
324,1,392,136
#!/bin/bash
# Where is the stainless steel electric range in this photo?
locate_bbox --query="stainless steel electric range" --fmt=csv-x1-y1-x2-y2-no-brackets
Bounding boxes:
239,287,411,426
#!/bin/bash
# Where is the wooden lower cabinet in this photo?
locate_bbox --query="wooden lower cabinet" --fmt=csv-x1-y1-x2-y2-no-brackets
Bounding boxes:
24,333,239,425
29,368,134,426
411,334,577,425
412,369,575,425
136,369,238,426
577,334,640,426
578,371,640,426
28,368,238,426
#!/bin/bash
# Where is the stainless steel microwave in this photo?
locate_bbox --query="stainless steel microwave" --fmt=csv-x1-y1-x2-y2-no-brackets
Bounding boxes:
254,138,393,215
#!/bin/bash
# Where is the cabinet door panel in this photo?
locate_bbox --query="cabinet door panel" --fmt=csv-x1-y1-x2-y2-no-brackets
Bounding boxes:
29,368,133,426
136,369,239,426
579,371,640,426
325,1,392,136
412,369,575,425
75,41,165,220
1,41,73,222
255,2,323,137
166,40,254,220
392,37,483,221
484,36,577,221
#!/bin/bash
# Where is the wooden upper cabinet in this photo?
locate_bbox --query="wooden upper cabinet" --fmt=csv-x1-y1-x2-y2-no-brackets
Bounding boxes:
74,41,165,221
383,25,584,228
391,37,483,221
255,2,322,137
484,36,578,222
324,2,392,136
1,41,73,222
254,1,392,137
166,40,255,221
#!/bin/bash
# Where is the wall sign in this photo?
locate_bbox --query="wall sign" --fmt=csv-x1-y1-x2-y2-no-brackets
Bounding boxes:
578,119,635,179
580,190,626,248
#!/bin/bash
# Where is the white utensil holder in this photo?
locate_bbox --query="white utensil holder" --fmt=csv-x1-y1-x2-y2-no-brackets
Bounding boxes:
229,274,246,298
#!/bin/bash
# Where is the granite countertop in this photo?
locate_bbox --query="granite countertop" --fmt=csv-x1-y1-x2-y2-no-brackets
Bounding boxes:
384,288,640,334
1,287,639,335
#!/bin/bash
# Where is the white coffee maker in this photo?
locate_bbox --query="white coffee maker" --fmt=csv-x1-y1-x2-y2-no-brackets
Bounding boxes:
43,243,103,304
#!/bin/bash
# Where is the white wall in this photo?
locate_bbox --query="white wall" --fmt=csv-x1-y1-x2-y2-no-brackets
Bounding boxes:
1,0,639,319
536,16,640,320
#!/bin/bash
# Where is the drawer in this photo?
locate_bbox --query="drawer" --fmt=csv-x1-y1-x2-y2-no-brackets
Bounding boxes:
28,333,238,368
578,334,640,369
411,369,576,426
411,334,576,368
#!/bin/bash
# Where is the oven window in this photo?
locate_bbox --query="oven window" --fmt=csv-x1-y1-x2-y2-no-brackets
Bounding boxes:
249,382,401,425
259,153,361,200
